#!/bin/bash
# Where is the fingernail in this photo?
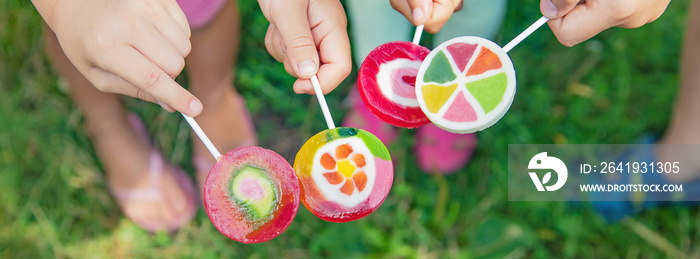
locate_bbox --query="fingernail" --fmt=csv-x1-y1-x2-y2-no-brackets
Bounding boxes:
542,0,558,19
189,99,203,115
156,100,174,112
412,7,424,23
297,60,317,78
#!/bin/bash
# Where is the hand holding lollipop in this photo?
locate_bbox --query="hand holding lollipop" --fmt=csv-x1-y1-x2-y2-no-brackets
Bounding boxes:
33,0,201,116
390,0,464,33
259,0,352,95
391,0,670,47
541,0,671,46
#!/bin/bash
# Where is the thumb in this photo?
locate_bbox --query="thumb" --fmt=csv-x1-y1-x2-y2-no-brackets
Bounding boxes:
541,0,579,19
547,3,615,46
407,0,433,25
271,0,319,79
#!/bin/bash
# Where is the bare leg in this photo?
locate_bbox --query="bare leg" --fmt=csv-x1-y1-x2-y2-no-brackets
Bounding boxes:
658,0,700,183
186,0,255,194
44,26,192,230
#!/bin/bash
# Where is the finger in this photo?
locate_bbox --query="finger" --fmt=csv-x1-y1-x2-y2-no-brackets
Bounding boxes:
541,0,580,20
155,8,193,57
390,0,413,23
155,100,176,112
408,0,433,25
132,28,186,79
88,67,175,113
292,60,350,95
271,28,299,77
268,0,319,79
390,0,433,26
98,46,202,116
283,56,299,79
87,67,157,103
547,2,614,46
293,27,351,95
164,0,192,38
453,0,464,12
424,0,456,33
264,24,284,63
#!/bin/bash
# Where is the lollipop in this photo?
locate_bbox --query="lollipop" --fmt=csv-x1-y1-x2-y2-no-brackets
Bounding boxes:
182,115,299,243
204,146,299,243
415,36,516,133
294,127,392,222
357,36,431,128
298,76,394,222
415,17,549,133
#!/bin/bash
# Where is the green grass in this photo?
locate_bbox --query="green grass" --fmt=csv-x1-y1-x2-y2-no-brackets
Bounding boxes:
1,0,698,258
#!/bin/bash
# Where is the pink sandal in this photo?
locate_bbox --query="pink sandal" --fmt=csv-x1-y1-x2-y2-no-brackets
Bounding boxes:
192,94,258,198
108,114,197,233
342,85,399,145
414,124,477,174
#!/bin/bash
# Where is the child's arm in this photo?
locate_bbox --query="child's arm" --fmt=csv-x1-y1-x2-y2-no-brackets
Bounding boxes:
258,0,351,94
542,0,671,46
390,0,464,33
32,0,202,116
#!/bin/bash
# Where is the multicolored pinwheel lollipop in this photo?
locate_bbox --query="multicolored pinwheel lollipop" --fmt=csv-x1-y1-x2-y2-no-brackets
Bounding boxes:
415,36,516,133
415,17,549,133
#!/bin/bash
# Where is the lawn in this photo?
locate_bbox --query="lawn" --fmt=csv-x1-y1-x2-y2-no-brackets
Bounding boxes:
1,0,698,258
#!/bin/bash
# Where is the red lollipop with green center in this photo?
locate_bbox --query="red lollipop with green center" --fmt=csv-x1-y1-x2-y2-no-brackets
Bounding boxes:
358,41,431,128
204,146,299,243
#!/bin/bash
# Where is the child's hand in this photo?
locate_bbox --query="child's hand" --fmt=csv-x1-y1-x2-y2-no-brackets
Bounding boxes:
390,0,464,33
33,0,202,116
541,0,671,46
259,0,351,94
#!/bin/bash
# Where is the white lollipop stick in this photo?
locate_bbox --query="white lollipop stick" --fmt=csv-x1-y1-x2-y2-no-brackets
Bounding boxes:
181,113,222,159
412,25,424,45
310,75,336,129
502,16,549,53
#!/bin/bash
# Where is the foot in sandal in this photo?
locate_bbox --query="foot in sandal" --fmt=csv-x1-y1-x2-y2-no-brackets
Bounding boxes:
98,114,197,233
